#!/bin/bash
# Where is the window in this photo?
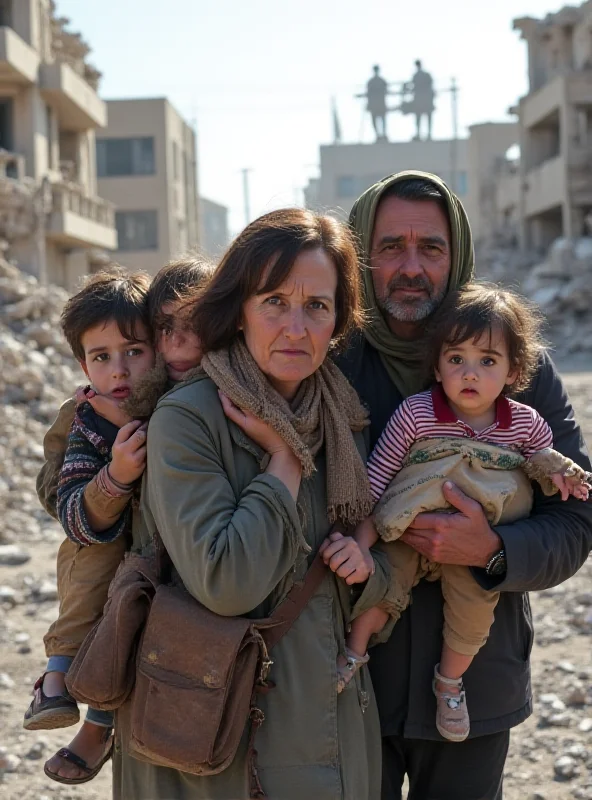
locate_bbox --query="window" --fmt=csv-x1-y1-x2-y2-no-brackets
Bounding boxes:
0,98,13,151
0,1,12,27
337,174,385,199
337,176,357,198
115,211,158,251
456,171,468,196
97,137,155,177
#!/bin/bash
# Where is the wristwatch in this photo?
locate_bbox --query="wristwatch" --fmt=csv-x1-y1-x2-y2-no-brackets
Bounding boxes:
485,548,507,577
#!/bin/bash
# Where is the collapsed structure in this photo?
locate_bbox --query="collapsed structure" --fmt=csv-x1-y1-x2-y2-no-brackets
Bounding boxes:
480,1,592,250
0,0,117,287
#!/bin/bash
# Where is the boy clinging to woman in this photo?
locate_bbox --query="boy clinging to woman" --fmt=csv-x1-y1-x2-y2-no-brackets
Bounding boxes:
25,258,212,785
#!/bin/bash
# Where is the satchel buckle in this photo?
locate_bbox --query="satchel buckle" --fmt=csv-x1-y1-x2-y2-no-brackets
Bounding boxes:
250,706,265,726
255,631,274,684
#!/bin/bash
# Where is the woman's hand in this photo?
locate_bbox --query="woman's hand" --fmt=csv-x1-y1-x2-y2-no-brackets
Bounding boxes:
219,390,302,500
218,391,289,455
319,531,375,585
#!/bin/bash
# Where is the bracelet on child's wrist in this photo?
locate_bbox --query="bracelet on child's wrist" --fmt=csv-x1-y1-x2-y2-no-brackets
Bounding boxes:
96,465,135,498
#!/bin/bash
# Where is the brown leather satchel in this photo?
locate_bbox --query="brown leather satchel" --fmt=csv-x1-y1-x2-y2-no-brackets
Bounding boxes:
65,552,160,710
66,539,327,798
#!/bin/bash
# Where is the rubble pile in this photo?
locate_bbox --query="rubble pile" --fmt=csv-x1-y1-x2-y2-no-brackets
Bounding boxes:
0,259,82,545
479,237,592,360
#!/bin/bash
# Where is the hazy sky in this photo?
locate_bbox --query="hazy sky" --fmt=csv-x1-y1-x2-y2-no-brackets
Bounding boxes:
57,0,557,234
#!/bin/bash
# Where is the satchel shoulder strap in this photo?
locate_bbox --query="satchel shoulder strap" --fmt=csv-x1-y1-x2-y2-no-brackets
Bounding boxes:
153,530,330,651
263,551,327,650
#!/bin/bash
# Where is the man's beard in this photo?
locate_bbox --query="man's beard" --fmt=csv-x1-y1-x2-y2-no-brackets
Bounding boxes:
376,274,447,323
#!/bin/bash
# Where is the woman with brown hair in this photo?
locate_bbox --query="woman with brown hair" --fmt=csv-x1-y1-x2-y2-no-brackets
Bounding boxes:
113,208,391,800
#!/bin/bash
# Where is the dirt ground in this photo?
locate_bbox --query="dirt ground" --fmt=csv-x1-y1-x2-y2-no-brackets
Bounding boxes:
1,371,591,800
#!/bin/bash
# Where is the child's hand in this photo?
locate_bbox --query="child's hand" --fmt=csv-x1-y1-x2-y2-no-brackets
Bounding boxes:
109,421,148,486
75,386,134,428
550,472,590,502
319,531,375,585
218,391,290,456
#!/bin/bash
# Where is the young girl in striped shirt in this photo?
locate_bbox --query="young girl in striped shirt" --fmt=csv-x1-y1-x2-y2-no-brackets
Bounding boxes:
331,283,590,742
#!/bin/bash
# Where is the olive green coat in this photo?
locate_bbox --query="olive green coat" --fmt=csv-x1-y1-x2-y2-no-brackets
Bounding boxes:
113,373,390,800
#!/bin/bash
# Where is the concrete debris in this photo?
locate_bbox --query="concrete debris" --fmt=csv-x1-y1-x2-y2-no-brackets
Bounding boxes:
478,236,592,361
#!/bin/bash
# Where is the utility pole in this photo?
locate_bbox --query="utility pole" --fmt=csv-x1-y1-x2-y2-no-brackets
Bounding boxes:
241,168,252,226
433,78,460,192
450,77,459,194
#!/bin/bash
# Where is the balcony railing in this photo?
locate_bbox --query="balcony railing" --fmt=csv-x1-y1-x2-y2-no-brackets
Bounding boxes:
524,156,565,217
51,181,115,228
568,147,592,200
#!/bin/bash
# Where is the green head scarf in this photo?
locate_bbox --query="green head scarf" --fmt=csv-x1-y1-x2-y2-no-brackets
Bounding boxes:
349,169,475,399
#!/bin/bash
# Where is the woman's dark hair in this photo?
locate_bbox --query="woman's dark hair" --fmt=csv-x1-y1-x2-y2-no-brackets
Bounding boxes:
426,282,545,395
61,265,151,361
148,255,215,330
192,208,363,353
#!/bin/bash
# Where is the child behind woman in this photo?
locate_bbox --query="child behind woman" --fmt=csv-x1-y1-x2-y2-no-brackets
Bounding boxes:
330,283,590,742
25,257,213,785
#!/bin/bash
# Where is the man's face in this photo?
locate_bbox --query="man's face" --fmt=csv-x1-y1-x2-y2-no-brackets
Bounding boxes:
370,196,451,333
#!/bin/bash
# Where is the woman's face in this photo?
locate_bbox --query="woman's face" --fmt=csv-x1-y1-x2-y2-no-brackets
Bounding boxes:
241,247,338,400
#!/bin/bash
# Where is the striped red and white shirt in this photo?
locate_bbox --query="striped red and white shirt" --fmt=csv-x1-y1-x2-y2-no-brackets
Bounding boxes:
367,384,553,502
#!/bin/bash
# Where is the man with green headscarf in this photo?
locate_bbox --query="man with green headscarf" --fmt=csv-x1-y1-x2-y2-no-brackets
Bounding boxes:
333,171,592,799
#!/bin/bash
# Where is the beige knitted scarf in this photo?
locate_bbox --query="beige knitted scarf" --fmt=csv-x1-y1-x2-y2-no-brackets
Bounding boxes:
201,337,374,525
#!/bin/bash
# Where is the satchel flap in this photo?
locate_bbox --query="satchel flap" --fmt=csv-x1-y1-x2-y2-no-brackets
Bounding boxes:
138,585,257,689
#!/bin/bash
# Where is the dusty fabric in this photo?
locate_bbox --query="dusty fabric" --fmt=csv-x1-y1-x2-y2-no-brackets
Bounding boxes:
379,542,499,657
43,535,127,658
201,336,373,525
374,438,533,541
113,373,392,800
348,170,475,398
374,437,558,657
523,447,592,495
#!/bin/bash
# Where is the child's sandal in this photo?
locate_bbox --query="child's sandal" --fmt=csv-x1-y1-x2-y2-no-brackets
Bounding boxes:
23,673,79,731
44,736,113,785
432,663,470,742
337,647,370,694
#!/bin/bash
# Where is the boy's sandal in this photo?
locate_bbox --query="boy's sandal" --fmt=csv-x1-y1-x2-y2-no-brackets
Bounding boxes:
23,674,80,731
432,664,470,742
43,738,113,785
337,647,370,694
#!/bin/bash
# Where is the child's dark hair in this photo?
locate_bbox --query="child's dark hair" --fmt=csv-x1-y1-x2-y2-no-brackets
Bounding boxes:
427,282,545,395
61,266,152,361
148,255,215,330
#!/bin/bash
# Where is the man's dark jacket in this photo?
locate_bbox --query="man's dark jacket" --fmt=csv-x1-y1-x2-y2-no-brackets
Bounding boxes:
334,335,592,740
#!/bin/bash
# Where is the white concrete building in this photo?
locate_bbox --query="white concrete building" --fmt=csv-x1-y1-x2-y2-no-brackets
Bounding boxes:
305,138,471,220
